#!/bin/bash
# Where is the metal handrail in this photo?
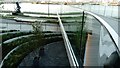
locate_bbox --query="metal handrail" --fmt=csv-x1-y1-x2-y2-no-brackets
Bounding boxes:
57,13,79,68
68,5,120,56
85,11,120,56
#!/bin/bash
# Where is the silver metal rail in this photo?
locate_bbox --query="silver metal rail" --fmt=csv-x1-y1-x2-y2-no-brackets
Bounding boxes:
67,5,120,65
57,13,79,68
68,6,120,55
68,6,120,54
85,11,120,56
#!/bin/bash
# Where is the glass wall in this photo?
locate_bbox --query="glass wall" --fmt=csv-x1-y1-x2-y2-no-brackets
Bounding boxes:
60,12,87,66
84,14,120,67
72,4,119,18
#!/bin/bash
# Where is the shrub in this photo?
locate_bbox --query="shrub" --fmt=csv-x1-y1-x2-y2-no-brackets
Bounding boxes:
2,35,36,59
0,30,19,33
1,32,32,43
2,34,63,60
2,36,62,68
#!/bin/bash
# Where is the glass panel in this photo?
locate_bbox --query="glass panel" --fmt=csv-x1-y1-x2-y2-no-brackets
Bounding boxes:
61,12,87,66
84,14,119,67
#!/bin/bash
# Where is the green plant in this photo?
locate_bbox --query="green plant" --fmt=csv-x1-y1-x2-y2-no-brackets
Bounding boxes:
0,30,19,33
2,35,36,59
2,36,63,68
1,32,32,43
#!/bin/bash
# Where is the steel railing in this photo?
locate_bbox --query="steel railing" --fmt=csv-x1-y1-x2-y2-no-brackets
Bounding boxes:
57,13,79,68
68,6,120,55
85,11,120,56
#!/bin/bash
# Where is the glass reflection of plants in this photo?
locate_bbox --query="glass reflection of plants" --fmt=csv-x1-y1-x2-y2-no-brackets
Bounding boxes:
73,13,87,64
32,21,44,45
2,21,44,67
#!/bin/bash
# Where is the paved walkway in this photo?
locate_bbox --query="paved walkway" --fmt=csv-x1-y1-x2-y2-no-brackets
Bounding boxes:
85,16,101,66
18,41,70,67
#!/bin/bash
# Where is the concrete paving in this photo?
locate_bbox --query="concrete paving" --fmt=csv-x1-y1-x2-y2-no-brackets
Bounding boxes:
85,16,101,66
18,41,70,67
